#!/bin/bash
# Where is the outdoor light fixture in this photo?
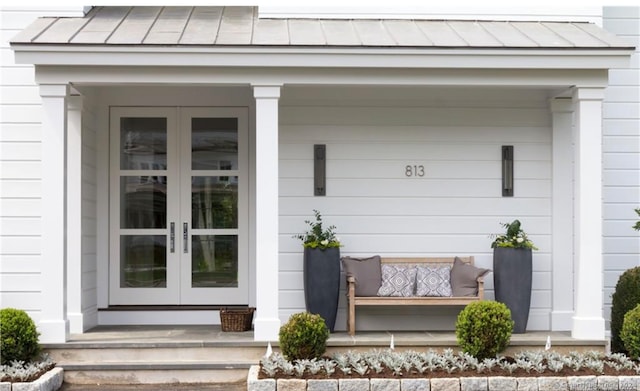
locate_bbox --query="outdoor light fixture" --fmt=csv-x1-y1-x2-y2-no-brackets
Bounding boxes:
314,144,326,196
502,145,514,197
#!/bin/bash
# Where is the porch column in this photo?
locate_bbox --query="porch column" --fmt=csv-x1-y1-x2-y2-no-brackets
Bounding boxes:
571,87,606,340
550,98,574,331
39,83,70,343
252,84,282,341
66,92,83,333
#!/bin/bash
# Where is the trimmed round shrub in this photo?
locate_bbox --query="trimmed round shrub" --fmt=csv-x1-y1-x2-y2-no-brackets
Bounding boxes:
610,266,640,354
0,308,41,365
278,312,329,361
456,301,513,360
620,304,640,359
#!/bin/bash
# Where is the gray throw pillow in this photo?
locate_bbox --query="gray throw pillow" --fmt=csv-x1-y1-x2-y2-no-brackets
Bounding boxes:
377,264,417,297
341,256,382,296
416,265,453,297
450,257,490,297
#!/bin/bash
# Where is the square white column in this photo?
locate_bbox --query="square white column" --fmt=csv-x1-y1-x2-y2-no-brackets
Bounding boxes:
66,93,84,333
571,87,606,340
252,85,282,341
39,84,70,343
550,97,574,331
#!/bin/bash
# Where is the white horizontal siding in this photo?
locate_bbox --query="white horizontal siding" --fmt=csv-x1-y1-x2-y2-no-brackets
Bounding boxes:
1,255,40,273
278,86,552,331
602,7,640,330
0,7,60,319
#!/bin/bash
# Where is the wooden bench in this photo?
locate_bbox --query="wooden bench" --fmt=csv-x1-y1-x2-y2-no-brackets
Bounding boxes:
346,256,484,336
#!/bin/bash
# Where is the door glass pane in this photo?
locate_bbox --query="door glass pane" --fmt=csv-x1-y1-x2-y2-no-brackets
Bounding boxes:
191,176,238,229
191,235,238,288
120,176,167,229
120,117,167,170
121,235,167,288
191,118,238,170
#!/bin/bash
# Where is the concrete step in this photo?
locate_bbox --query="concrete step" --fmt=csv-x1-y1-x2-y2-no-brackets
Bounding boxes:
44,341,262,384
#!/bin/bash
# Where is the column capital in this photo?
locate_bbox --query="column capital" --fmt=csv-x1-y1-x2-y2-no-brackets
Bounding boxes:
252,85,282,99
550,97,573,113
572,86,605,101
39,83,69,98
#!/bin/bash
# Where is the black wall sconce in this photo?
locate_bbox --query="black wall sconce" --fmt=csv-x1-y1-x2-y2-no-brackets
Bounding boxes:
314,144,326,196
502,145,514,197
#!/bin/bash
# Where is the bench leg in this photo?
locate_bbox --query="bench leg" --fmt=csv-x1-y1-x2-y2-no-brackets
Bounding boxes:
348,300,355,336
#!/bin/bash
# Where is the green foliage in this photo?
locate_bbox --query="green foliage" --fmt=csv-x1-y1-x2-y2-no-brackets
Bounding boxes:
0,308,41,365
278,312,329,360
490,220,538,250
295,210,341,249
456,301,513,360
633,208,640,231
620,304,640,359
611,267,640,353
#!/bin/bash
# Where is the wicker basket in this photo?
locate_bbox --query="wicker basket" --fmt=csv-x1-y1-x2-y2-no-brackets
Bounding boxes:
220,307,255,332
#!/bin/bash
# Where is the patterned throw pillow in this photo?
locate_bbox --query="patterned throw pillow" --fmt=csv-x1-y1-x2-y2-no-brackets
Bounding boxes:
377,264,417,297
416,265,453,297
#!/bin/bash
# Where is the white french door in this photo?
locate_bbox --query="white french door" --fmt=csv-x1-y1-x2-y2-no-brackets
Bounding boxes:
109,107,248,305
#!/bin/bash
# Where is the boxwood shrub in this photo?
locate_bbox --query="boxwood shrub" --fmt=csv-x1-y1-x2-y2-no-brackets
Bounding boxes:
0,308,41,365
279,312,329,361
456,301,513,360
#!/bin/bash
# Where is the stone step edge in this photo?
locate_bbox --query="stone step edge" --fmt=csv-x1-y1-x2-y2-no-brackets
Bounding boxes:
247,366,640,391
61,362,254,371
0,367,64,391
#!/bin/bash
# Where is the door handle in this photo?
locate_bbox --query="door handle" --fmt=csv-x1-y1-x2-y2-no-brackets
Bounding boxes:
170,222,175,253
183,222,188,253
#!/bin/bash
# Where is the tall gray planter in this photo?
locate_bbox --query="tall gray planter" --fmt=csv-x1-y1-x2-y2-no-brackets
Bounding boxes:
303,247,340,332
493,247,532,333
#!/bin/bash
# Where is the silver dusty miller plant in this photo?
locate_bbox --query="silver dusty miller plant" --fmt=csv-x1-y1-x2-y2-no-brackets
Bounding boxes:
0,354,55,383
259,349,640,378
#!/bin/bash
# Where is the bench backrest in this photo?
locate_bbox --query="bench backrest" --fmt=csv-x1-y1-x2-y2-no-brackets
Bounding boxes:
380,256,474,266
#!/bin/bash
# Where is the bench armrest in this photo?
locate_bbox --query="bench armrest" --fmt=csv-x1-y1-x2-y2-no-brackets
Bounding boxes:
476,275,486,300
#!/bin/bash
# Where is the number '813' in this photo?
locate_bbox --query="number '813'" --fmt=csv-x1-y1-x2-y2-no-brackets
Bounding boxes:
405,165,425,177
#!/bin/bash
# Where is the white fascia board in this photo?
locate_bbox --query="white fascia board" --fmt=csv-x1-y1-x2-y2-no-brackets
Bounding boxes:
32,65,610,89
12,45,634,71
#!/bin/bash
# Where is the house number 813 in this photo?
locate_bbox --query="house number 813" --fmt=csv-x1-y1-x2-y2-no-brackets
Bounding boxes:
405,165,425,177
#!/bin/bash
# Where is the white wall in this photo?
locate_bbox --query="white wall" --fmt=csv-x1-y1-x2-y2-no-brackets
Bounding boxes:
278,85,553,331
0,7,85,321
602,7,640,330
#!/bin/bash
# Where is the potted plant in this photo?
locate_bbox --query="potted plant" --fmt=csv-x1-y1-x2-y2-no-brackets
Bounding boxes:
491,220,538,333
295,210,341,332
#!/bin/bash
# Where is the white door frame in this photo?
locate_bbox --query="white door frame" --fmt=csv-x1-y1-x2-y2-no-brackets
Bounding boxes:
108,106,249,306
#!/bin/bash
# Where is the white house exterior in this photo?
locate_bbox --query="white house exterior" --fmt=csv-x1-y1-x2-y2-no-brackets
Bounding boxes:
0,6,638,344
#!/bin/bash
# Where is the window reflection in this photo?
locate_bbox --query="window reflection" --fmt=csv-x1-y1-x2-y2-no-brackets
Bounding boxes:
120,118,167,170
192,118,238,170
121,176,167,229
192,235,238,288
191,177,238,229
121,235,167,288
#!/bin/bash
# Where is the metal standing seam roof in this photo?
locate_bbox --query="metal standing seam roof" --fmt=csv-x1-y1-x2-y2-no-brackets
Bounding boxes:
10,6,634,50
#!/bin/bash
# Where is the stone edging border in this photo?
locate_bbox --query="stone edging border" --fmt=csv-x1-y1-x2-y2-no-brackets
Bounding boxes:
0,367,64,391
247,365,640,391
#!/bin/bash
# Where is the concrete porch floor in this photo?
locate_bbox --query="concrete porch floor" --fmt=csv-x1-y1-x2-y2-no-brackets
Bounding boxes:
42,326,608,385
54,325,608,354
